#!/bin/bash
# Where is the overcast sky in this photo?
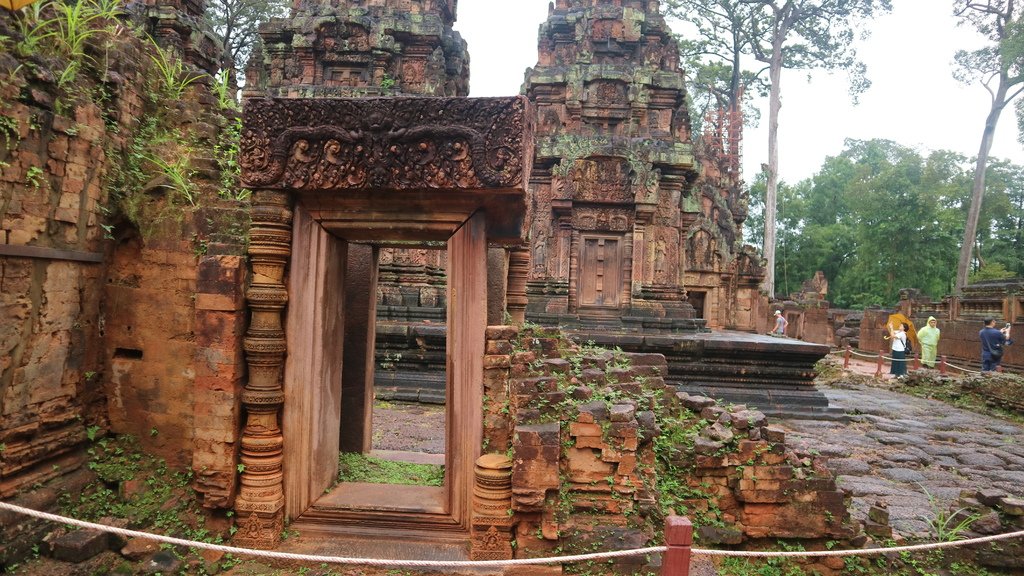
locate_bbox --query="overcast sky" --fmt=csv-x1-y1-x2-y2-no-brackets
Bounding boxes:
455,0,1024,185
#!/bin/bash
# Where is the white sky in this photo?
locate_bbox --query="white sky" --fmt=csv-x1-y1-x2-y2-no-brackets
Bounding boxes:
455,0,1024,185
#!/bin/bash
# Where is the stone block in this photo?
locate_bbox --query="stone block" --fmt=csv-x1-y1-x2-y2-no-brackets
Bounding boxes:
486,339,514,355
485,325,518,340
574,435,608,450
569,422,603,438
977,488,1007,507
484,354,512,369
697,524,744,545
51,528,107,562
609,403,635,422
99,516,131,550
764,425,786,443
744,465,793,481
1000,497,1024,516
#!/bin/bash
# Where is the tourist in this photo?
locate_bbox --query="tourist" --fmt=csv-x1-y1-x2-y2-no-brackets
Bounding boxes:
888,322,910,377
980,318,1013,372
916,316,940,368
772,310,788,336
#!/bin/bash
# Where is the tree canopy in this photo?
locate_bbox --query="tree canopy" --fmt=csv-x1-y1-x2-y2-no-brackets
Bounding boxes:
206,0,287,82
668,0,892,298
746,138,1023,308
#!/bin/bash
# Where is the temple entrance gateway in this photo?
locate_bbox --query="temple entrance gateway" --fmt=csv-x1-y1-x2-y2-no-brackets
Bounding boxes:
235,96,530,549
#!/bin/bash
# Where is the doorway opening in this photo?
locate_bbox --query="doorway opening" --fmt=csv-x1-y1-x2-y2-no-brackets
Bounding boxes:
687,290,707,319
283,209,486,536
351,246,449,487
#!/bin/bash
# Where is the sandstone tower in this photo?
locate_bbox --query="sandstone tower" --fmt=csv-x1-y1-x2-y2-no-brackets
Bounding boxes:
523,0,763,332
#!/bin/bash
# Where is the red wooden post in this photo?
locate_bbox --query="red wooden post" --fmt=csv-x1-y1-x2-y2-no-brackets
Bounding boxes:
939,355,947,375
843,345,851,369
875,349,885,377
662,516,692,576
912,351,920,371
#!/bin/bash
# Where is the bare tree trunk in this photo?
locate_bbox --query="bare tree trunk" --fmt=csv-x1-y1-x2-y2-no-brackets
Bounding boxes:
956,78,1009,291
762,40,783,297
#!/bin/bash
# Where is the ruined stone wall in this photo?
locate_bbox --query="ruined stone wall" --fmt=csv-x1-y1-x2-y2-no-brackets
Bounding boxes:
0,5,246,524
477,326,859,572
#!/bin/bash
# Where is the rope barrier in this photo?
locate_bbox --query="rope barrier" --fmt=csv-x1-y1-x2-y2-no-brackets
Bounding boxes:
2,501,1024,566
0,501,660,568
835,348,984,374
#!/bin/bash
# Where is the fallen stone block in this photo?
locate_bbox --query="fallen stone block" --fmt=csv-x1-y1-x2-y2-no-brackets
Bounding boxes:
51,528,108,563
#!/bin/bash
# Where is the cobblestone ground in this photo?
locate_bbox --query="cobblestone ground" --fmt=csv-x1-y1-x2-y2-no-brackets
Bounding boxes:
372,400,446,454
779,372,1024,538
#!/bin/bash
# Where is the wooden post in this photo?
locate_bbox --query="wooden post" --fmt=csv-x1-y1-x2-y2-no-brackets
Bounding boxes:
940,355,948,375
875,349,885,377
662,516,692,576
912,351,920,371
843,345,851,369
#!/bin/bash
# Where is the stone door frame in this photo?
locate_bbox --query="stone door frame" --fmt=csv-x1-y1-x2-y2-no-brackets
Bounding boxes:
233,96,530,548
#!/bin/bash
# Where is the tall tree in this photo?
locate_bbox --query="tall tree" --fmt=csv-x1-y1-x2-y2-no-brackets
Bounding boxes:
953,0,1024,290
206,0,287,83
669,0,891,296
668,0,766,131
742,0,891,298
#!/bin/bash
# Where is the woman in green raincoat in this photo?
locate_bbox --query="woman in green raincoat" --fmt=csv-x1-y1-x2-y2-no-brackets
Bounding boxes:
916,316,941,368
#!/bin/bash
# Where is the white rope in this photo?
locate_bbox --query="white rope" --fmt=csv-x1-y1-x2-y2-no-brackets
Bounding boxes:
695,528,1024,557
0,501,660,568
3,501,1024,566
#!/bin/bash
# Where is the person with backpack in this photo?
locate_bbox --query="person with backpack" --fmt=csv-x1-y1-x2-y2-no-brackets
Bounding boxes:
980,318,1013,372
888,321,911,377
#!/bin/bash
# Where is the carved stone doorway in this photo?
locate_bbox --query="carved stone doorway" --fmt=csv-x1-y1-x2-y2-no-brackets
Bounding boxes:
286,210,485,536
579,234,624,309
234,96,530,549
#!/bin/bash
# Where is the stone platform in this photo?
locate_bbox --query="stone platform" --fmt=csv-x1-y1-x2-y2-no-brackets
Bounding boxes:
567,330,844,420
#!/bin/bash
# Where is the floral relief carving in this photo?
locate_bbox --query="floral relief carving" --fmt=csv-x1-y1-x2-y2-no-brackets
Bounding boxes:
241,97,527,191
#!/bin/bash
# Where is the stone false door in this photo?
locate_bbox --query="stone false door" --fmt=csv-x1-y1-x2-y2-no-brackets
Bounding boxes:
234,96,531,548
579,234,624,309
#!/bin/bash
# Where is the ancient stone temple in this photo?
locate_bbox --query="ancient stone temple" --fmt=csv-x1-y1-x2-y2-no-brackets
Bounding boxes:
523,0,764,332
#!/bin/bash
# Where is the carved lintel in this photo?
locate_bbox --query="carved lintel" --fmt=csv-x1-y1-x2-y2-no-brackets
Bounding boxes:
240,97,528,192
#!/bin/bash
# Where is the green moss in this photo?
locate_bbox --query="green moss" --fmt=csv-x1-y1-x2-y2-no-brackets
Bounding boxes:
335,452,444,486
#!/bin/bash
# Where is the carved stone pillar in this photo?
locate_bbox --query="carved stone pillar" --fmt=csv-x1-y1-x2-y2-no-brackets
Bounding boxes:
506,247,530,325
470,453,514,560
234,189,292,549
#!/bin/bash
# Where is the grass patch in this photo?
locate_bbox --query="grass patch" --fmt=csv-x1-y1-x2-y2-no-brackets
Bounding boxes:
336,452,444,486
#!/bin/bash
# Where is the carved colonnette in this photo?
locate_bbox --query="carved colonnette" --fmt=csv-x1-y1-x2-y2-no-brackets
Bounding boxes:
470,454,515,560
235,189,292,549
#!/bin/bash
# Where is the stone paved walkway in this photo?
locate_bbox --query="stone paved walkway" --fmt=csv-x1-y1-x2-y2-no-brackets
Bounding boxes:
779,370,1024,537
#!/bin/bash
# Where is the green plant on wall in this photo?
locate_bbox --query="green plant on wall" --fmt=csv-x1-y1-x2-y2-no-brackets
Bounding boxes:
11,0,125,90
0,115,19,150
25,165,45,189
147,38,205,99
